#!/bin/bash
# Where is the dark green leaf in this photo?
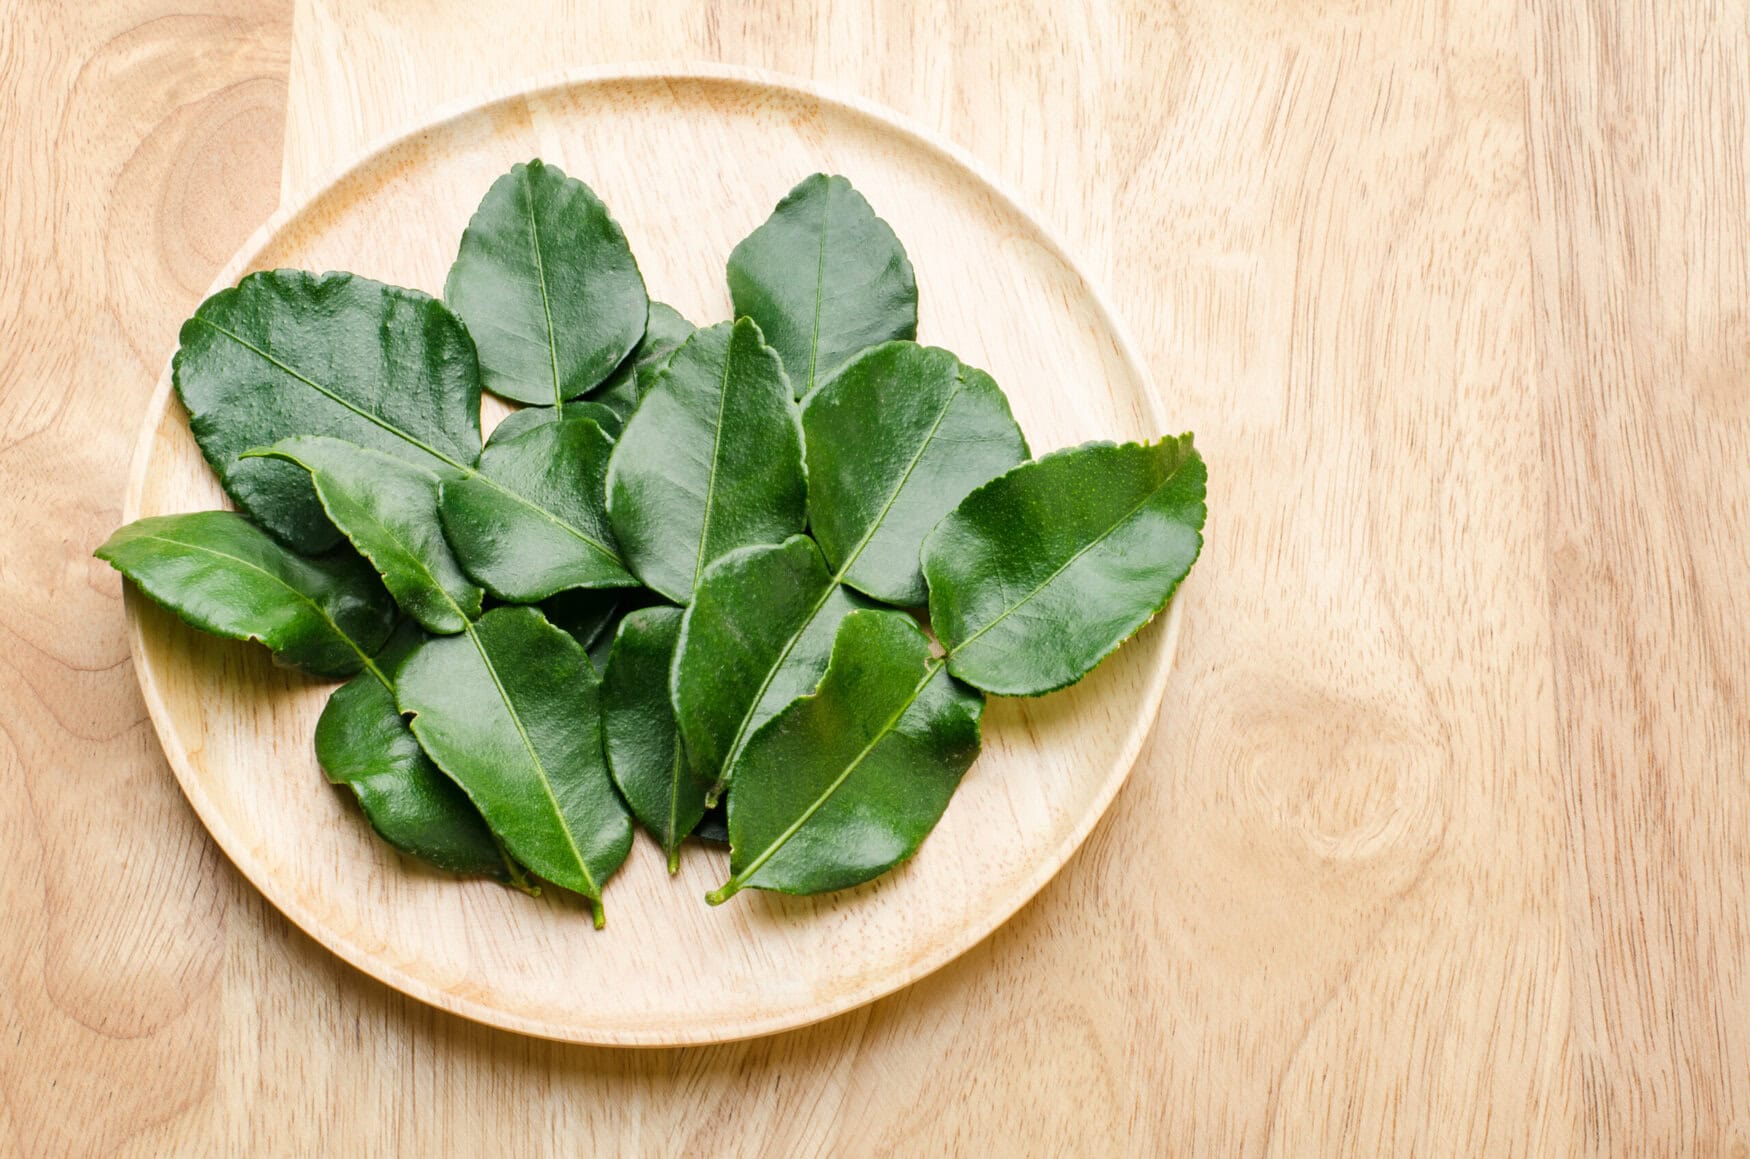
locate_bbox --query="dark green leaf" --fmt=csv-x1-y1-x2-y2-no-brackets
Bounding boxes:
923,436,1207,696
175,270,482,552
315,623,520,882
440,417,633,602
727,173,917,398
96,511,394,678
606,318,805,602
587,301,697,421
585,619,618,674
247,437,482,635
444,160,647,406
672,536,869,799
707,609,983,904
397,606,632,925
802,342,1028,605
601,606,705,873
488,400,623,445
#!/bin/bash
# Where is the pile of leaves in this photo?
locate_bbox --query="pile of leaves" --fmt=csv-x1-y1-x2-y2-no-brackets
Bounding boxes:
99,164,1207,925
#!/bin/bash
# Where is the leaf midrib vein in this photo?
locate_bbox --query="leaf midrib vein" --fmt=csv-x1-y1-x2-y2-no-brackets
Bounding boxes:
805,186,831,394
467,471,625,568
465,622,599,899
130,532,376,673
522,169,565,407
715,377,963,781
723,658,943,894
203,320,624,569
193,318,469,471
688,336,737,591
948,457,1195,655
714,580,835,788
830,369,964,583
312,472,460,617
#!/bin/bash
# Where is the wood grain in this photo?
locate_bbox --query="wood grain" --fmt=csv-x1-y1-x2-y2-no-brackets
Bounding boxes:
2,0,1746,1153
1527,2,1750,1149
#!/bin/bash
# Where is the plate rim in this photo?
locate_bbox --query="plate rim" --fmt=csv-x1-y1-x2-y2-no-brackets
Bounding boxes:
122,60,1184,1046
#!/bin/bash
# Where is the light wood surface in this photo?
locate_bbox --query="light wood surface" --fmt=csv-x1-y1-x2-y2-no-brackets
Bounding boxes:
3,0,1746,1152
125,66,1181,1046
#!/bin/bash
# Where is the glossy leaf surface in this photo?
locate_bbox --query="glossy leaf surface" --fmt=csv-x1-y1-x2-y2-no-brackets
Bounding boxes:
249,436,481,634
97,511,393,678
440,417,633,602
315,624,512,880
924,436,1207,696
397,606,631,923
587,301,697,421
727,174,917,398
601,607,704,873
444,160,647,405
488,400,622,445
802,342,1028,605
671,536,868,796
175,270,482,552
708,609,984,903
606,318,805,602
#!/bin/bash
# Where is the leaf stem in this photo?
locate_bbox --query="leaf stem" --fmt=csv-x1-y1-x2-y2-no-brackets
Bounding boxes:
493,833,541,896
666,745,685,875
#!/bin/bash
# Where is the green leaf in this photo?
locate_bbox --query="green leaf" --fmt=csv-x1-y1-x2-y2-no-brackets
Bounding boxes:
586,301,697,421
923,436,1207,696
585,617,619,674
672,536,870,799
246,437,482,635
444,160,648,406
802,342,1028,605
727,174,918,398
175,270,483,553
397,606,632,925
601,606,705,873
488,400,623,445
96,511,394,678
440,417,634,602
315,623,521,882
606,318,805,602
707,609,983,904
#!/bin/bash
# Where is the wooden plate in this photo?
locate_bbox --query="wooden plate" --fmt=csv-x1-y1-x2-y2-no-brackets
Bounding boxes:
124,64,1181,1046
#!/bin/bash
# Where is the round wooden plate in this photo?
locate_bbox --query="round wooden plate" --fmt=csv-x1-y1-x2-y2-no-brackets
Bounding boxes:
124,64,1182,1046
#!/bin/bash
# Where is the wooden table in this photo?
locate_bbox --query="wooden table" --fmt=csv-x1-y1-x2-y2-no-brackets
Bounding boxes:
4,1,1745,1153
